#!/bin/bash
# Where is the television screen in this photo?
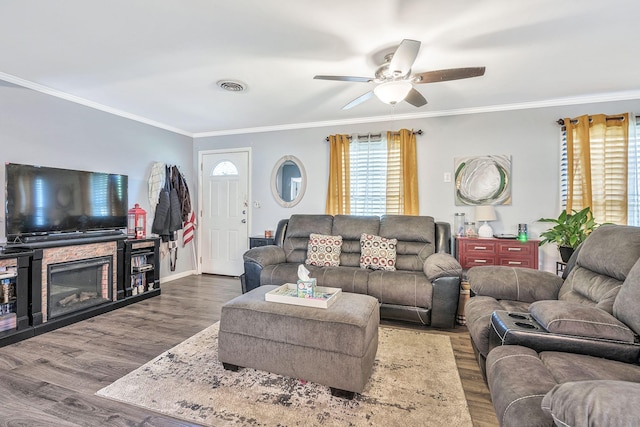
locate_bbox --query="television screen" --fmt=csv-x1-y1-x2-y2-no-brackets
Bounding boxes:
5,163,128,238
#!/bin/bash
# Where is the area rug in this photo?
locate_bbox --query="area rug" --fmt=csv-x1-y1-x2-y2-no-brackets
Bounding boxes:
97,322,472,426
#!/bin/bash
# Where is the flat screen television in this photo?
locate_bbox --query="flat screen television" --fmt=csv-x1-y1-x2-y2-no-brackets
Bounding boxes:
5,163,128,240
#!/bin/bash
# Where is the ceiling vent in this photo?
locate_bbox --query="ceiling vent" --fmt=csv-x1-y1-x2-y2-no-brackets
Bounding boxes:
217,80,246,92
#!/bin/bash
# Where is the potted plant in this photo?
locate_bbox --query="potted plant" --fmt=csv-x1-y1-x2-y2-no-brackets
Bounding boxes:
538,207,598,262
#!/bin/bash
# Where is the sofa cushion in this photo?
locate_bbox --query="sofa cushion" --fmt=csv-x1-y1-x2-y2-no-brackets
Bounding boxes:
332,215,380,267
260,263,369,295
380,215,436,271
613,258,640,336
539,351,640,383
558,267,623,313
367,270,433,309
360,233,397,271
283,215,333,263
575,224,640,282
305,233,342,267
558,224,640,312
542,380,640,427
530,300,635,342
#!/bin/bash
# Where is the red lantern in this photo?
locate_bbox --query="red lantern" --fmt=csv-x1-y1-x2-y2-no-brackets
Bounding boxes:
127,204,147,239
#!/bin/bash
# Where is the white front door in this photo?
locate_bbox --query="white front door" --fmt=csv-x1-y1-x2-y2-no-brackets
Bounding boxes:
199,150,250,276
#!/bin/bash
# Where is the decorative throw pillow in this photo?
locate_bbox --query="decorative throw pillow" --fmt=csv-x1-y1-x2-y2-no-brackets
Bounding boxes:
360,233,397,271
305,233,343,267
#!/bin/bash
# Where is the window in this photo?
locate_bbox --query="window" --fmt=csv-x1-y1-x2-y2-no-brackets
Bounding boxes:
211,160,238,176
326,129,418,216
560,114,639,226
350,134,387,216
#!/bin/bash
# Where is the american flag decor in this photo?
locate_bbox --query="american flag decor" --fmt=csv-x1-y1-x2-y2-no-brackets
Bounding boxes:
183,211,196,246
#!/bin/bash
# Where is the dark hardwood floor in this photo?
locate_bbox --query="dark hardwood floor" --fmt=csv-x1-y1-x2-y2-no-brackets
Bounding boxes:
0,275,498,426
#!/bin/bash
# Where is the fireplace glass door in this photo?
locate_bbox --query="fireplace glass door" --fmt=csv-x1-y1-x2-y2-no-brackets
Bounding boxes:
47,256,113,319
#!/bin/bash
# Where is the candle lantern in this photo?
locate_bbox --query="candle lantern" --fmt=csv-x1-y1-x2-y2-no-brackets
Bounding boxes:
127,203,147,239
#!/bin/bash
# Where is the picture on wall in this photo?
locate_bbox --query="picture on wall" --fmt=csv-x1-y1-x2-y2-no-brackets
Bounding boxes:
454,154,511,206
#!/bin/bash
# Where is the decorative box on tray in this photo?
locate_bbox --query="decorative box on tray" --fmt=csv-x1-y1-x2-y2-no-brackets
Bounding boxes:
265,283,342,309
297,278,317,298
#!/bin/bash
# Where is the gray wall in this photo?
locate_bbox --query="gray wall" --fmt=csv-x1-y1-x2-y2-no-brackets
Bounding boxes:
0,82,196,280
3,78,638,274
194,99,640,272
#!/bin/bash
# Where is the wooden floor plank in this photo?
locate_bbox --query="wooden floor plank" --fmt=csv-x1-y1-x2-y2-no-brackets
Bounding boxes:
0,274,498,426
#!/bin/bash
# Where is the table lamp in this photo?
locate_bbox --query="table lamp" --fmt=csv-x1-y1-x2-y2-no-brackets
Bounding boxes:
475,205,497,238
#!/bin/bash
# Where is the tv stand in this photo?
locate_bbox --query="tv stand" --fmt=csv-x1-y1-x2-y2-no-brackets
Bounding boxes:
0,236,160,347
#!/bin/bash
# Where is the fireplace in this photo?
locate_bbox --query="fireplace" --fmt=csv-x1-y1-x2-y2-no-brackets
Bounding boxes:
47,256,113,320
38,241,118,323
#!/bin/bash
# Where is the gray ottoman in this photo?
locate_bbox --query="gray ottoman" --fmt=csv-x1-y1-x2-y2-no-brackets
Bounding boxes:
218,285,379,397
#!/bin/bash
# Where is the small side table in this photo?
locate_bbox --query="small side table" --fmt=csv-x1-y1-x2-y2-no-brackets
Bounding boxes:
249,236,275,248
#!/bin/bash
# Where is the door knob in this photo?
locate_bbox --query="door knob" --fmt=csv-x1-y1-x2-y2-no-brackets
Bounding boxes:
241,219,247,223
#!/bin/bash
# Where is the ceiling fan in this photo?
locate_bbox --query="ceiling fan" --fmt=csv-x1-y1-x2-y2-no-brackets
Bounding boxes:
314,39,485,110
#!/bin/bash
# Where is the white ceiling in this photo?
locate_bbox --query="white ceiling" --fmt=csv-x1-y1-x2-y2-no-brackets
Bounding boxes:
2,0,639,137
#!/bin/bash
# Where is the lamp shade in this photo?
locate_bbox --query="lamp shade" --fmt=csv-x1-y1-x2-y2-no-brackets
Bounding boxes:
475,205,496,238
475,205,497,222
374,81,412,104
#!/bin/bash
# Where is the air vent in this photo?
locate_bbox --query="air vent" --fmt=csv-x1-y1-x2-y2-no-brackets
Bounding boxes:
217,80,246,92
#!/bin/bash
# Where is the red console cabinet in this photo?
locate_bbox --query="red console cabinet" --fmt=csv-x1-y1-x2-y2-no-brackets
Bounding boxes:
456,237,539,270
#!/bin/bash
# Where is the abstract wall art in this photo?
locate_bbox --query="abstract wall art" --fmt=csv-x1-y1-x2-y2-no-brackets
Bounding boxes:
454,154,511,205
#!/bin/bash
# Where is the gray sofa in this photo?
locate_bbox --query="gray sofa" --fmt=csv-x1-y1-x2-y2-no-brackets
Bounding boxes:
242,214,462,328
465,224,640,426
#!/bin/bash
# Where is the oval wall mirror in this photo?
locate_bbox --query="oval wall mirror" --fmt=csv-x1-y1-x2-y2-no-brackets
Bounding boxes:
271,155,306,208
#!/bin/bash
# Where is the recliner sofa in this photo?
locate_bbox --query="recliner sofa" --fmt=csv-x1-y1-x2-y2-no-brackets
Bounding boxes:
465,224,640,426
466,224,640,374
242,214,462,328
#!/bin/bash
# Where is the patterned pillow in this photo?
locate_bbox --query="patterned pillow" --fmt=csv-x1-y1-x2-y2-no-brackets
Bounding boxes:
305,233,343,267
360,233,397,271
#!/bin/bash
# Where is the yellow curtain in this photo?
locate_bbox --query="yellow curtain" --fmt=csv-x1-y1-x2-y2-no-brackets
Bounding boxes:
386,129,419,215
325,134,351,215
564,113,629,224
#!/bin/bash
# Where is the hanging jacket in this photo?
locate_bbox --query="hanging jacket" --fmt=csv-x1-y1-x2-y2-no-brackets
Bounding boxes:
151,168,172,241
170,165,192,223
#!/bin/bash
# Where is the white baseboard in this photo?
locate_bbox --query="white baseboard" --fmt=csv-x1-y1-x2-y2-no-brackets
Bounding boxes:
160,270,198,284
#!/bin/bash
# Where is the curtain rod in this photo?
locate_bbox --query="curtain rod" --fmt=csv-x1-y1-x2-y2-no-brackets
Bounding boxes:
324,129,422,142
556,116,625,126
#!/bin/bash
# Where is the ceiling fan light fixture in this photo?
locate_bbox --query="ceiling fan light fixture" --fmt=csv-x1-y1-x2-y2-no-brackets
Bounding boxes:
374,80,412,105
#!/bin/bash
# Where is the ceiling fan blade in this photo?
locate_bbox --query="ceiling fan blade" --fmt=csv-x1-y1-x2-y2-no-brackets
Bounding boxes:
413,67,486,84
314,75,373,83
342,91,374,110
404,88,427,107
388,39,421,77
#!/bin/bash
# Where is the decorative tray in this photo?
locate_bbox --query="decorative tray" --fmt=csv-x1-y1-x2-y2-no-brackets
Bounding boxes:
265,283,341,309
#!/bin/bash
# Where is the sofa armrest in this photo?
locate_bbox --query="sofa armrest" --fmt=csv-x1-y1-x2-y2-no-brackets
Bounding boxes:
468,266,564,302
422,253,462,328
243,245,286,267
424,253,462,281
242,246,286,293
530,300,635,342
430,276,461,329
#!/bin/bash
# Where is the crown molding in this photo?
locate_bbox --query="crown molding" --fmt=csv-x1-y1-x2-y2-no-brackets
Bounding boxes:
193,90,640,138
0,72,193,137
3,72,639,139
